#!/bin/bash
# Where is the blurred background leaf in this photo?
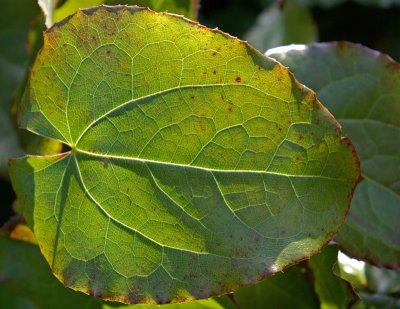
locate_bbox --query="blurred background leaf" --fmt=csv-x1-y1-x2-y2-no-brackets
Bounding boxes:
0,0,40,179
365,266,400,294
244,2,317,51
219,264,320,309
267,42,400,269
308,245,359,309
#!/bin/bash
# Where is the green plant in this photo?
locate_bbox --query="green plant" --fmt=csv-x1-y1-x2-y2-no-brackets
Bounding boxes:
1,1,399,308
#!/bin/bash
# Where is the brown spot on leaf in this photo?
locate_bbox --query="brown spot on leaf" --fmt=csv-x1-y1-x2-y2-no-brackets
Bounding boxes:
235,76,241,83
227,102,234,112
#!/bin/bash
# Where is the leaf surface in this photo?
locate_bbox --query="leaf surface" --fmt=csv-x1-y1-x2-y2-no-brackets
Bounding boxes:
308,245,359,309
365,264,400,294
291,0,399,8
0,286,32,309
0,235,103,309
245,3,317,52
10,7,359,304
354,293,400,309
0,228,227,308
268,42,400,268
221,264,320,309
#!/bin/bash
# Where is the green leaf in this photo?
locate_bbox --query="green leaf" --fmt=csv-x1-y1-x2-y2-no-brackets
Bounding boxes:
353,0,400,8
108,299,225,309
365,264,400,294
288,0,347,9
338,251,367,290
354,293,400,309
10,7,359,304
8,10,63,158
0,229,227,308
0,235,104,309
244,3,317,51
291,0,400,8
268,42,400,268
51,0,199,27
223,264,320,309
0,286,32,309
308,245,359,309
0,0,40,178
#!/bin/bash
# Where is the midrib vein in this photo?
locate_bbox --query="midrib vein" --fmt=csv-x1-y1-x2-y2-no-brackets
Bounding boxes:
75,148,351,182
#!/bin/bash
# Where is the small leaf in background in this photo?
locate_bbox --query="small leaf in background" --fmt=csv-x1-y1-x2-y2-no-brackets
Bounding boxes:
10,6,359,304
223,264,320,309
244,2,317,52
38,0,60,28
365,264,400,294
353,0,400,8
8,9,64,159
354,293,400,309
292,0,400,9
9,224,37,245
338,250,367,290
0,286,32,309
308,245,359,309
49,0,199,28
267,42,400,268
0,227,227,309
0,235,104,309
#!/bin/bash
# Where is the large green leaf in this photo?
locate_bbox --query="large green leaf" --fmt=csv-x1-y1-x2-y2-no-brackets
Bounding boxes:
244,3,317,52
10,6,359,304
308,245,359,309
267,42,400,268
